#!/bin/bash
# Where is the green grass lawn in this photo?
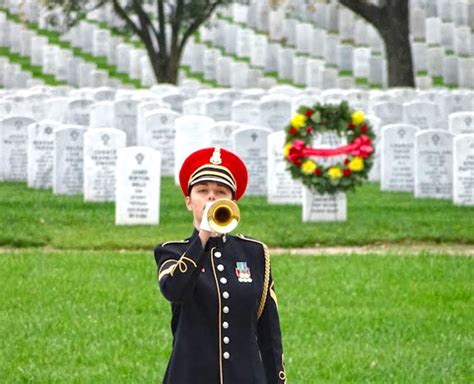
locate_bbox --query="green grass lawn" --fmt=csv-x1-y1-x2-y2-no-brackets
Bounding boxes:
0,250,471,382
0,179,473,249
1,179,472,381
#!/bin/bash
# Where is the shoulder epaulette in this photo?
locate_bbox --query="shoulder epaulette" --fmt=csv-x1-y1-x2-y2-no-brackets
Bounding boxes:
161,239,190,247
237,234,267,246
237,234,270,319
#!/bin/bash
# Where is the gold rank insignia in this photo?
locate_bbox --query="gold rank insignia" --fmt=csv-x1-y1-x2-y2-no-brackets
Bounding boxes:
235,262,252,283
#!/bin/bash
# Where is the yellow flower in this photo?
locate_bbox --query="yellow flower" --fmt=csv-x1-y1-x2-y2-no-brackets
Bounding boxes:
349,156,364,172
283,143,291,158
328,166,342,180
291,114,307,129
352,111,365,125
301,160,317,175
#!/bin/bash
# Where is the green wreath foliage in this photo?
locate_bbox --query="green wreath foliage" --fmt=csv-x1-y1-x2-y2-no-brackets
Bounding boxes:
284,101,375,195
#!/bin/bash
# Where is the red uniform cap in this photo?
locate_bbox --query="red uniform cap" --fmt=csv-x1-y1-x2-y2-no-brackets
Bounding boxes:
179,147,248,201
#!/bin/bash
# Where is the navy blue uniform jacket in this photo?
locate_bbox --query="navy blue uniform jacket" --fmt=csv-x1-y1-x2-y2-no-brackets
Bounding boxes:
154,230,287,384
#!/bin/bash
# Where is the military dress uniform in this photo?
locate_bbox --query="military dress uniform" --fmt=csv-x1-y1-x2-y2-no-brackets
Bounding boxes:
154,147,287,384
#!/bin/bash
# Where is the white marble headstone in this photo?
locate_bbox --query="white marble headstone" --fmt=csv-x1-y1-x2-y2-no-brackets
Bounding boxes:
115,147,161,224
381,124,419,192
208,121,240,150
174,115,214,183
231,100,260,125
449,112,474,135
458,58,474,89
453,134,474,206
0,116,36,181
259,95,292,132
0,101,21,119
93,87,116,101
370,101,403,127
443,93,472,117
403,101,440,131
113,99,139,146
182,97,209,116
414,130,454,199
136,100,171,145
27,120,60,188
232,125,272,196
267,131,302,204
24,94,49,122
162,93,185,113
204,99,232,122
44,97,69,123
53,126,86,195
142,109,180,177
89,101,114,128
66,99,93,126
84,128,126,202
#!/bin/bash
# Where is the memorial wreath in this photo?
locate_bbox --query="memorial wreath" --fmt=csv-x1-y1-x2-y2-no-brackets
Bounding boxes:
284,101,375,194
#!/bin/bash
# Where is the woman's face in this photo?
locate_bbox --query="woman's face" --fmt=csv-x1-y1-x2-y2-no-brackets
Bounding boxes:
185,181,233,227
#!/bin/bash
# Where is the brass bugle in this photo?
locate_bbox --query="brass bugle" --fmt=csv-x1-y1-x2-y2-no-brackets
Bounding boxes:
207,199,240,234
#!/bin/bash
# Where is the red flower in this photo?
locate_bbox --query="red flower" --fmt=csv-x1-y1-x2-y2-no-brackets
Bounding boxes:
344,158,350,165
348,123,355,130
305,109,313,117
360,125,368,133
306,126,313,134
315,168,322,176
289,127,298,135
343,169,351,177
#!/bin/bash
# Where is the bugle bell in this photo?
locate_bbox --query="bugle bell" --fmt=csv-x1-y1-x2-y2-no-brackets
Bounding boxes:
207,199,240,234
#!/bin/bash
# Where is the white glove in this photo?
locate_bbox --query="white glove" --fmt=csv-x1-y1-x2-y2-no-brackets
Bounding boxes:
199,201,214,233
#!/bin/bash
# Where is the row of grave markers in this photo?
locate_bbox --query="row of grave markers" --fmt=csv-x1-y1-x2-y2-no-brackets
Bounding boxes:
2,0,474,90
1,85,474,216
1,115,473,225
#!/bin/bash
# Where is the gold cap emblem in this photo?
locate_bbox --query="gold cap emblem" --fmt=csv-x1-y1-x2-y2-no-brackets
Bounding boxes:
210,146,222,165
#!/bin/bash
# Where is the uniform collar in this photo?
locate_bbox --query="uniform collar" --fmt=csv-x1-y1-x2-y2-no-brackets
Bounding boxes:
190,228,227,249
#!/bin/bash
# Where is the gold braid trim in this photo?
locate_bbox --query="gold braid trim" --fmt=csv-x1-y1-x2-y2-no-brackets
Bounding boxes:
258,243,270,319
161,239,189,247
158,259,178,281
158,253,197,281
237,234,270,319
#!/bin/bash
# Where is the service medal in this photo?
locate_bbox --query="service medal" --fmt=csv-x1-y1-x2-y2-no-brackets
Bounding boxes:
235,261,252,283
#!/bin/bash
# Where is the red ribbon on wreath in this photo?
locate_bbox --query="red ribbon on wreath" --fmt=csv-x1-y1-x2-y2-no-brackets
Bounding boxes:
288,135,374,164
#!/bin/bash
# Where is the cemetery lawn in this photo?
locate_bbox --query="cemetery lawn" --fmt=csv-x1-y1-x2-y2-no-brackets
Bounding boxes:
0,179,473,249
0,250,471,382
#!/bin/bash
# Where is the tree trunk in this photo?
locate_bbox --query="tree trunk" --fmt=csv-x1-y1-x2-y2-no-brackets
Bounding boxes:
339,0,415,88
380,24,415,87
151,51,180,84
379,3,415,87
